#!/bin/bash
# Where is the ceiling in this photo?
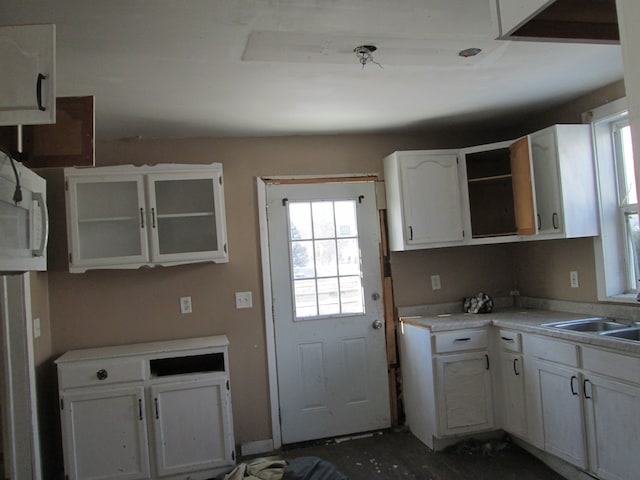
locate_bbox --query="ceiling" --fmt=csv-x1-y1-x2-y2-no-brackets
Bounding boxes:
0,0,625,140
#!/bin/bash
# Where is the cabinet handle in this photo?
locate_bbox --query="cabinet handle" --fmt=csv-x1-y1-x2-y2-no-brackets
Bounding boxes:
501,336,514,342
96,369,108,381
552,212,559,229
537,213,541,230
583,379,592,400
32,191,49,258
140,208,145,229
454,337,471,342
36,73,47,111
154,397,159,419
513,358,520,376
570,375,578,396
485,354,490,370
138,399,143,420
151,208,157,228
409,225,413,241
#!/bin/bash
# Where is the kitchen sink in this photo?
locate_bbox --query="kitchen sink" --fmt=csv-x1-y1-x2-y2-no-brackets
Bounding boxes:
598,327,640,341
540,318,632,332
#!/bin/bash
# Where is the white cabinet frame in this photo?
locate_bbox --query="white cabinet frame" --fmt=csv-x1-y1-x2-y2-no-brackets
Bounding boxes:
56,336,235,480
65,163,228,272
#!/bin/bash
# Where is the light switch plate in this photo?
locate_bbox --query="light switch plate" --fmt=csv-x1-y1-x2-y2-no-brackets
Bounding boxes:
430,274,442,291
235,291,253,309
33,318,41,339
570,271,579,288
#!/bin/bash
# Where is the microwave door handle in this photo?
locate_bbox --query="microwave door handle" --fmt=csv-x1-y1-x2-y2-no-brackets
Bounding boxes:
31,191,49,258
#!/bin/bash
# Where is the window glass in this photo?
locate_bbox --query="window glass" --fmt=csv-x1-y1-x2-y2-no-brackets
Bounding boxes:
288,200,364,319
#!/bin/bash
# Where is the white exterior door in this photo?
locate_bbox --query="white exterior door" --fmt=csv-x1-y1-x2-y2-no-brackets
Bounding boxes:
266,181,390,444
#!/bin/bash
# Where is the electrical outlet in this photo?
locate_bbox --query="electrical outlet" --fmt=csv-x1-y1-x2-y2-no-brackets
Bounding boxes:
570,271,579,288
430,274,441,291
235,291,253,309
180,296,192,314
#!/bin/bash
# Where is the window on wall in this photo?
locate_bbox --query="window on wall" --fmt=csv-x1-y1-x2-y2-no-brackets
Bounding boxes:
613,120,639,292
591,98,639,300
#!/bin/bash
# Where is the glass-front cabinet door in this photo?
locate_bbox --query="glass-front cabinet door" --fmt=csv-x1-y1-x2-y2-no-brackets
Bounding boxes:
66,175,149,271
146,169,227,264
65,163,228,272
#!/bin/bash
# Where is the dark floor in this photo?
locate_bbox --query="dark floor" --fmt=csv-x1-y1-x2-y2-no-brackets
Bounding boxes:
267,429,566,480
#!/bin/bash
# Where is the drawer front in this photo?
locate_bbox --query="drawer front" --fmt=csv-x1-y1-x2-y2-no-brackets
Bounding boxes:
524,335,578,367
434,329,487,353
498,330,521,352
58,358,146,389
582,347,640,384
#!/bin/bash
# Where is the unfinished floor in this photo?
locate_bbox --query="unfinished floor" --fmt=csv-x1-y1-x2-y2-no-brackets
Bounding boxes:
272,429,566,480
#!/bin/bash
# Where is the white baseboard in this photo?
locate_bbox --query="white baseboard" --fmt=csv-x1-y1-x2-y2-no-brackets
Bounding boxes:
240,439,275,457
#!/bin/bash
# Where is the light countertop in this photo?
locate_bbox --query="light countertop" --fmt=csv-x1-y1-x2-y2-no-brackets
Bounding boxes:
400,309,640,355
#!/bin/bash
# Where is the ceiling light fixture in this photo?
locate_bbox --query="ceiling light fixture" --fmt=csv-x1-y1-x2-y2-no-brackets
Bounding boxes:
459,47,482,58
354,45,383,69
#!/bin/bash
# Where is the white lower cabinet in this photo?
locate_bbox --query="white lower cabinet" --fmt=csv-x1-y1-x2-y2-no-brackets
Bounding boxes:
151,378,232,477
435,351,493,436
523,334,587,468
529,359,587,469
523,333,640,480
583,373,640,480
398,322,493,450
496,330,527,440
56,336,235,480
61,386,150,480
581,346,640,480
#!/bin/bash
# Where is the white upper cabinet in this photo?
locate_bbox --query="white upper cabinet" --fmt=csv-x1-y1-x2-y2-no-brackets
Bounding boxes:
384,151,465,251
529,124,599,238
65,163,228,272
0,24,56,126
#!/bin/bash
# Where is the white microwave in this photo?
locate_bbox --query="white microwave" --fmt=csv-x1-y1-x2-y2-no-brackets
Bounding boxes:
0,154,48,272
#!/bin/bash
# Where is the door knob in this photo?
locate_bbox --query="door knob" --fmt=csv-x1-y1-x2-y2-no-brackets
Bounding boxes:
372,320,383,330
371,293,381,301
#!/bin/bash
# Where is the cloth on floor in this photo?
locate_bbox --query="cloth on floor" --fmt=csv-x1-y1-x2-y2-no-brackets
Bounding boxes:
283,456,349,480
223,457,287,480
222,456,349,480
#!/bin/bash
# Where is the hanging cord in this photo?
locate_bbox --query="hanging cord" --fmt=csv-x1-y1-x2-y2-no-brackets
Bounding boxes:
0,145,23,204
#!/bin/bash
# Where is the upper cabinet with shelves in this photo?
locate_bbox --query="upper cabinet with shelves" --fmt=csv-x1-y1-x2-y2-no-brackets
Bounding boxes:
65,163,228,272
384,124,598,251
462,139,535,239
0,24,56,126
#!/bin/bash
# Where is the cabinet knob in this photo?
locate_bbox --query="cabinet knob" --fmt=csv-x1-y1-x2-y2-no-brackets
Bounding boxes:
96,369,108,381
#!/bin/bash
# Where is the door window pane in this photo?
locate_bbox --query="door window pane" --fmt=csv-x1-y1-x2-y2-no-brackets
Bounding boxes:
288,200,364,319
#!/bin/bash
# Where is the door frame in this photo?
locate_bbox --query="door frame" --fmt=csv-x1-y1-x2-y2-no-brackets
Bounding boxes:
0,273,42,480
257,174,382,450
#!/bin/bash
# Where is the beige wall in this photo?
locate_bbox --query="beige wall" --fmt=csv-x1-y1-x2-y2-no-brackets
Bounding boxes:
41,81,627,461
390,244,515,306
45,132,468,447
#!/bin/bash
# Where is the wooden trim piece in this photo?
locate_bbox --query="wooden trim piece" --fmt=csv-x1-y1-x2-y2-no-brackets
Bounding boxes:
380,210,399,426
510,137,536,236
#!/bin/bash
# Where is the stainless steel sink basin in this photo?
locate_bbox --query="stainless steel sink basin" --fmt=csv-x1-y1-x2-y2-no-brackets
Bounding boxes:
598,327,640,341
540,318,632,332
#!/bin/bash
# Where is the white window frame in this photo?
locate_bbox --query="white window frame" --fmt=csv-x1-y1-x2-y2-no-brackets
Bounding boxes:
590,97,639,302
